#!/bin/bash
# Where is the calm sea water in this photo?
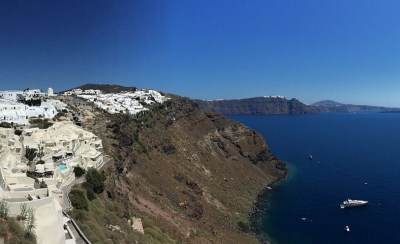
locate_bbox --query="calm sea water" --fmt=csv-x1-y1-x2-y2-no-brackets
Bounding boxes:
228,113,400,244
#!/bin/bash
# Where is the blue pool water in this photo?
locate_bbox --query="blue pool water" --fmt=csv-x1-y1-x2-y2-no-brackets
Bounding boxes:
58,165,68,171
228,113,400,244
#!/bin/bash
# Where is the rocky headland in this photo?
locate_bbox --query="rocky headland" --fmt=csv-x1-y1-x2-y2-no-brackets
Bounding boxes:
62,85,287,243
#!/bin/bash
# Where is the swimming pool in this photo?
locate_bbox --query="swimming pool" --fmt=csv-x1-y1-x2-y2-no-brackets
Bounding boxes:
58,165,68,172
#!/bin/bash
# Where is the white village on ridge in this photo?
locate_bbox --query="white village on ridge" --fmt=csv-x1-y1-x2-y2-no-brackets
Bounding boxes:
0,87,169,244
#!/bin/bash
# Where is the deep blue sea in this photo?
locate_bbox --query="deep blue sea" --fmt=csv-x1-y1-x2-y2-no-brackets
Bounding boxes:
228,113,400,244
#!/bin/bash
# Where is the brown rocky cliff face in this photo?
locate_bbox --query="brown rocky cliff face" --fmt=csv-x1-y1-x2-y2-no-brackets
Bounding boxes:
91,95,286,243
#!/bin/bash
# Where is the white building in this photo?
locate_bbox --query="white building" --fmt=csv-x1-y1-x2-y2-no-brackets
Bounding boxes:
0,120,104,244
0,89,44,102
0,100,60,125
48,87,54,96
83,89,101,95
73,89,169,115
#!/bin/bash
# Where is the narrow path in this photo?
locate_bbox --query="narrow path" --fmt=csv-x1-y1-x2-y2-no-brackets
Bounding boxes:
60,156,111,210
60,155,112,243
61,176,85,210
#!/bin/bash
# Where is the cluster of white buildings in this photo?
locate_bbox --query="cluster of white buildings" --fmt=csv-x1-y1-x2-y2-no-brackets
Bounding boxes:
76,89,169,114
63,88,101,96
0,121,103,189
0,86,161,243
0,88,65,125
0,119,104,243
263,95,286,99
0,89,44,101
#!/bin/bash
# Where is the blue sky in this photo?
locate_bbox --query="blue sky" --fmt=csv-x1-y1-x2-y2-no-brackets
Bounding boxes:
1,0,400,106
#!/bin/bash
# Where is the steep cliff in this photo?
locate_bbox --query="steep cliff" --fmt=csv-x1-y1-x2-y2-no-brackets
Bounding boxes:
195,97,316,115
63,88,287,243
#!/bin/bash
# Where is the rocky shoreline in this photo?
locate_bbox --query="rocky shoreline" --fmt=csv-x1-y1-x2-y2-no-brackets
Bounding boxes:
249,166,288,243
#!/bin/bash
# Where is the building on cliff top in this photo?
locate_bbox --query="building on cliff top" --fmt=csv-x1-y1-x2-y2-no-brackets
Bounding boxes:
0,88,67,125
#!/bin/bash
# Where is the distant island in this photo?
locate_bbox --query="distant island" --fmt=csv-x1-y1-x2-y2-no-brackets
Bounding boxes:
194,96,316,115
195,97,400,115
312,100,400,113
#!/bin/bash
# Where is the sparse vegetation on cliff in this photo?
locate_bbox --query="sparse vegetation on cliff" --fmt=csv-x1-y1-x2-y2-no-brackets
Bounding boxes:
29,118,53,129
64,85,286,243
69,189,88,210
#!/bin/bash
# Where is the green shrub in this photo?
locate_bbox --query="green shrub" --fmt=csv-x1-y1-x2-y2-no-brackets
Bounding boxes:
0,219,6,237
20,98,42,107
0,199,10,219
85,168,106,194
144,227,177,243
14,129,23,136
26,171,39,183
73,166,86,177
8,218,24,238
69,190,88,210
25,147,37,162
29,118,53,129
0,122,12,128
237,221,249,232
0,218,36,243
86,187,96,201
39,180,47,188
162,144,176,154
55,111,67,120
71,209,87,221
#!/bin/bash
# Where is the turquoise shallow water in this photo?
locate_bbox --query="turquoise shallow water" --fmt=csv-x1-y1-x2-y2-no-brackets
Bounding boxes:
228,113,400,244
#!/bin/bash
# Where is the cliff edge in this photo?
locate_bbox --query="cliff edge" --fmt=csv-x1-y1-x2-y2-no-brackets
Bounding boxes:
63,87,287,243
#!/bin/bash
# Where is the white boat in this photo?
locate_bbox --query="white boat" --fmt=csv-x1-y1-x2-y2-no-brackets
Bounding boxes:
345,225,350,232
340,199,368,209
309,154,313,160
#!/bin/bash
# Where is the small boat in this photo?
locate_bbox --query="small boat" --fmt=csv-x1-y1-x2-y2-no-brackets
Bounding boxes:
345,225,350,232
301,217,307,221
308,154,313,160
266,186,272,190
340,199,368,209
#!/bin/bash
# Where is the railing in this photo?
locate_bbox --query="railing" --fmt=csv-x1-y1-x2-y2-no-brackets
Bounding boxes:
64,186,73,211
63,210,91,244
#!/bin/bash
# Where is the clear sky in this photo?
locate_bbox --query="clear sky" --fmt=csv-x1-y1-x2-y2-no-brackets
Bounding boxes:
1,0,400,106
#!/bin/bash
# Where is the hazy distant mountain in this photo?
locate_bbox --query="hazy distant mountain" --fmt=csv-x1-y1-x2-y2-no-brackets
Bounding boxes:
312,100,399,112
195,96,316,115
